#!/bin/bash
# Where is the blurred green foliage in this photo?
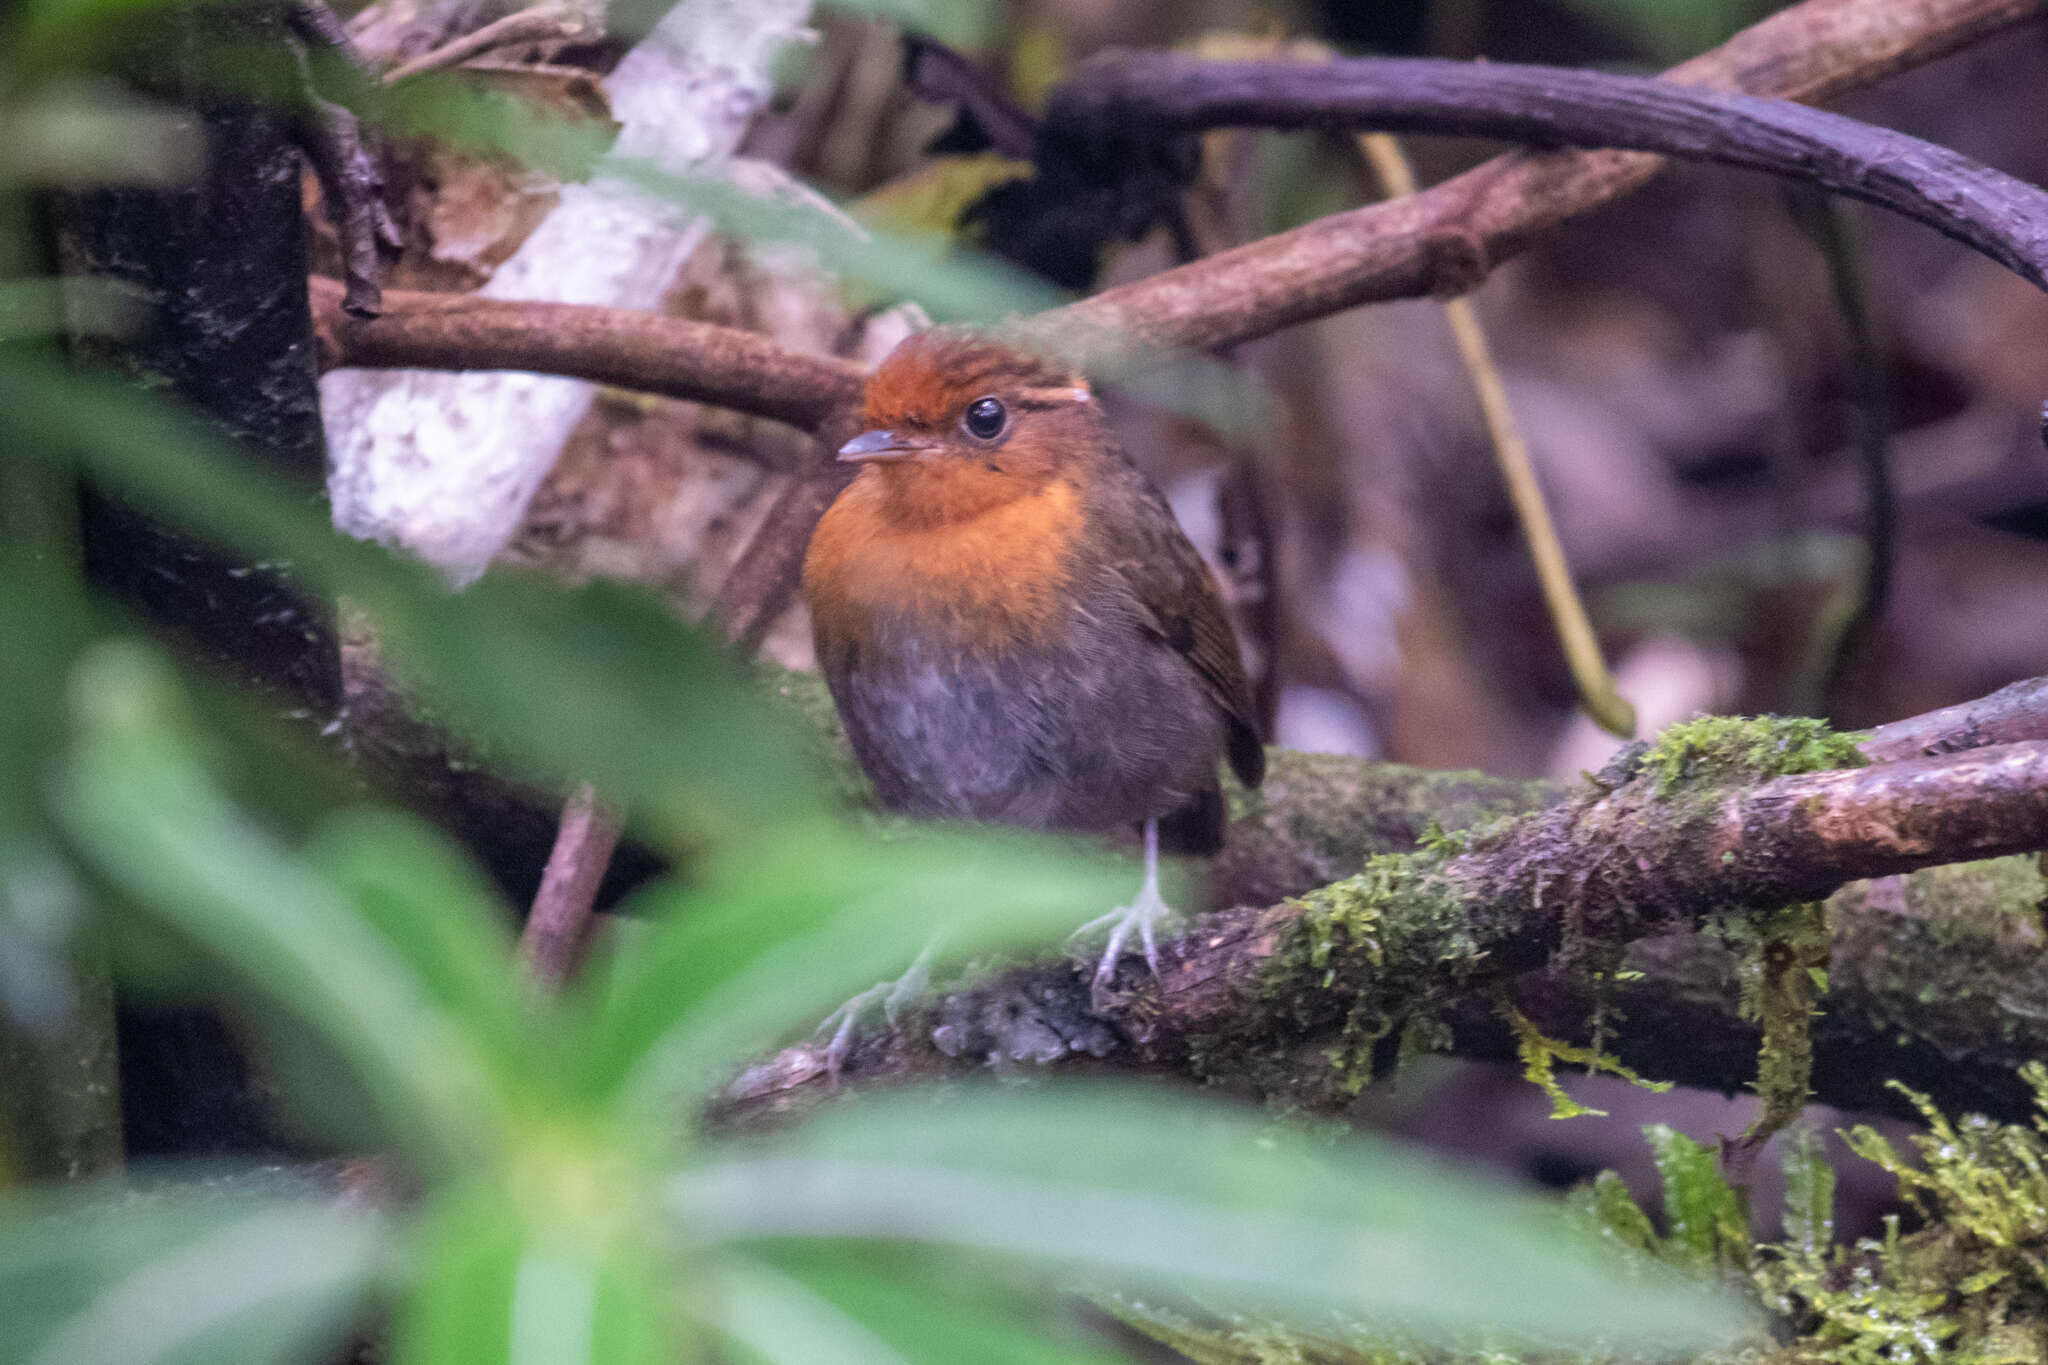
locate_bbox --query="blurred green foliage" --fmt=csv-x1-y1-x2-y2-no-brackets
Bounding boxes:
0,1,1752,1361
1102,1102,2048,1365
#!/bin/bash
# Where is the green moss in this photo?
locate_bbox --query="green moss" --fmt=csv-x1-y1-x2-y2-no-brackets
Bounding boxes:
1109,704,2044,1363
1496,991,1671,1120
1620,713,1864,1166
1900,856,2048,938
1227,750,1554,892
1755,1066,2048,1362
1737,901,1832,1158
1108,1073,2048,1362
1184,842,1483,1104
1639,715,1867,795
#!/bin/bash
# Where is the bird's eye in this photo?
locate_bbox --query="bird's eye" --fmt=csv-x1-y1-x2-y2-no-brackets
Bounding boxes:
962,396,1007,441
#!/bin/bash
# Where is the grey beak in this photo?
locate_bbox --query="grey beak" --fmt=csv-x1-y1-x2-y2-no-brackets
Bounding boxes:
837,429,934,463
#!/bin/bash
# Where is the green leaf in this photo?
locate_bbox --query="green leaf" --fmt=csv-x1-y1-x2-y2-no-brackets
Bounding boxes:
719,1245,1129,1365
0,353,819,847
578,821,1130,1109
0,560,88,812
0,561,92,1031
395,1180,678,1365
0,84,201,188
9,0,189,75
1561,0,1758,61
1567,1170,1657,1258
0,1179,384,1365
299,808,533,1089
393,1187,521,1365
0,277,141,341
359,61,614,180
1644,1123,1749,1276
52,641,510,1169
698,1255,916,1365
605,158,1276,442
1779,1125,1835,1259
0,828,89,1035
677,1086,1755,1351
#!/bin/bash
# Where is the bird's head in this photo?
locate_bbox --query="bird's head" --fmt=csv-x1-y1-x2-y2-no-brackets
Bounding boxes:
840,330,1101,527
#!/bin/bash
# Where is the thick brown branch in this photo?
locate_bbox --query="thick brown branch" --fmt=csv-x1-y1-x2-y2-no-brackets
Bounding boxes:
716,679,2048,1127
1055,0,2048,352
1045,52,2048,293
309,277,866,431
765,664,2048,912
1156,742,2048,1034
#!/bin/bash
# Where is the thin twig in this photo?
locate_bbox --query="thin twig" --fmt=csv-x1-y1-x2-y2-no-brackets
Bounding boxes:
518,782,620,989
288,1,399,318
1800,191,1895,718
713,463,856,656
1360,133,1634,738
381,4,596,85
1863,674,2048,760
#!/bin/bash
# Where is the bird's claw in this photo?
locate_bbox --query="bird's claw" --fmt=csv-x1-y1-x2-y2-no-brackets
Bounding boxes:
814,948,933,1076
814,982,882,1076
1075,885,1173,1013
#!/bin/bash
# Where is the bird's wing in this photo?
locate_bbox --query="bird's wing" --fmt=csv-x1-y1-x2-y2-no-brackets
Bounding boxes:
1100,463,1266,790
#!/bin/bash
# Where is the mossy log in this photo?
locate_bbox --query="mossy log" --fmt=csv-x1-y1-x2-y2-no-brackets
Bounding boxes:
716,674,2048,1129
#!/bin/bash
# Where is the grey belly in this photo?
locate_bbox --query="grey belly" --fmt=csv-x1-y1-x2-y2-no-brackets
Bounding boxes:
827,633,1223,832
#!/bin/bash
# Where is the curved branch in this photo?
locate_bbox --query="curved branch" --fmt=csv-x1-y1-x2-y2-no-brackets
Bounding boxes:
1045,52,2048,294
309,276,865,433
1141,743,2048,1039
1056,0,2048,352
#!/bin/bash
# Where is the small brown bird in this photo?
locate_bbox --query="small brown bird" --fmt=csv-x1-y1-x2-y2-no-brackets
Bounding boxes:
803,329,1264,1002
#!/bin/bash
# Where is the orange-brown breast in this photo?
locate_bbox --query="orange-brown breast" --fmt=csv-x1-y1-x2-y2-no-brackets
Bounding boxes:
803,467,1084,660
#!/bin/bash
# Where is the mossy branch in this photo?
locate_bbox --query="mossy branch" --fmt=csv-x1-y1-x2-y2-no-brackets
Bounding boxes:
714,677,2048,1128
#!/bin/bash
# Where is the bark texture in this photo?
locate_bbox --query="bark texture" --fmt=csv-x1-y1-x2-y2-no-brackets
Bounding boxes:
713,677,2048,1131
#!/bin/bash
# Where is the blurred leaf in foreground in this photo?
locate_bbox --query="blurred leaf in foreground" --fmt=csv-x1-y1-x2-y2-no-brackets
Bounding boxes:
0,352,818,848
0,1178,385,1365
22,634,1755,1363
678,1086,1759,1354
0,81,200,188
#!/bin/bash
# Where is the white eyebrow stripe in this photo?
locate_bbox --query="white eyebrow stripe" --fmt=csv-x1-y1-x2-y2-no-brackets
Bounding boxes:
1016,384,1094,407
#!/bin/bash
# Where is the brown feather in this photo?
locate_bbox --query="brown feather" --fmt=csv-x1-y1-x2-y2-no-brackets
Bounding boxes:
861,329,1079,431
806,327,1265,854
1087,454,1266,791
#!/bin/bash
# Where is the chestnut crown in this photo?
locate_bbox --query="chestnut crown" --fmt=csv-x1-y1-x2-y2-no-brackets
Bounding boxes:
840,330,1096,471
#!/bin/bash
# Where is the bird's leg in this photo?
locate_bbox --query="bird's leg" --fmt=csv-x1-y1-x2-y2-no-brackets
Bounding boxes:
1073,818,1172,1011
815,940,935,1075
